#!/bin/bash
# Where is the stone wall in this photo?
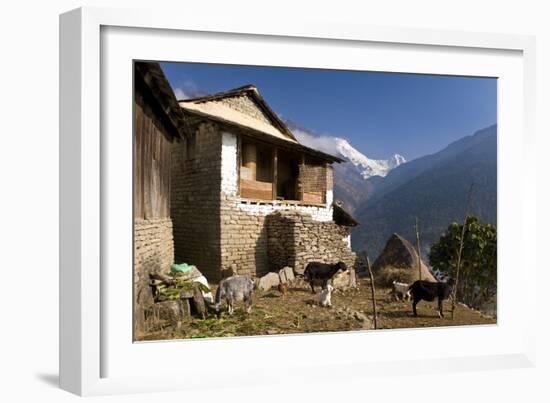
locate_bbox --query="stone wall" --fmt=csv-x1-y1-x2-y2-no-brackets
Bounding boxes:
170,126,352,281
134,218,174,333
218,94,271,125
266,210,357,275
220,132,355,276
219,131,269,277
171,122,223,281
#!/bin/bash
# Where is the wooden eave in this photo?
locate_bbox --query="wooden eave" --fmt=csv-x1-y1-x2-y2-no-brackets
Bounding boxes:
135,62,187,140
180,85,298,142
181,107,344,164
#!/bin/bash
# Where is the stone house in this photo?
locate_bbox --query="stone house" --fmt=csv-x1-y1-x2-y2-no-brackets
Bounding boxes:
133,62,187,332
172,85,359,282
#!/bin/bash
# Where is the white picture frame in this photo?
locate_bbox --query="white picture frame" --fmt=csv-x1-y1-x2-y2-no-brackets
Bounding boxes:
59,6,537,396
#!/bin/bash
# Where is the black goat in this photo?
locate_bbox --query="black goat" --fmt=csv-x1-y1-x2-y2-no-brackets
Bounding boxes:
408,278,455,318
303,261,347,294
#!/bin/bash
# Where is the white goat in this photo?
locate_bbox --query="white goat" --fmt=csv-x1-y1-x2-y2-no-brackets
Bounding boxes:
316,284,334,307
392,281,411,301
193,275,214,304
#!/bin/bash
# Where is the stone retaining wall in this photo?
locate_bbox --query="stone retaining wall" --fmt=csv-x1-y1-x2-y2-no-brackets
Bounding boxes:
134,217,174,333
266,210,357,275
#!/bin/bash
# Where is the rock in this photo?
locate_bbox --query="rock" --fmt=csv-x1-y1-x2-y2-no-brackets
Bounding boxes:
192,286,207,319
155,300,186,328
278,269,286,284
278,266,295,284
361,317,374,330
353,311,368,322
332,268,357,290
257,272,280,291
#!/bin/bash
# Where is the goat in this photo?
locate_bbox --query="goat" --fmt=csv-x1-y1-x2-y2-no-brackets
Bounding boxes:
316,284,334,307
303,261,347,294
193,275,214,304
214,275,254,315
391,281,411,301
408,278,455,318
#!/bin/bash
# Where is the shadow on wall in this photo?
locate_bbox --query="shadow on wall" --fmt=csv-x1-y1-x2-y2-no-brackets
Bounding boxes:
254,222,270,278
265,212,297,274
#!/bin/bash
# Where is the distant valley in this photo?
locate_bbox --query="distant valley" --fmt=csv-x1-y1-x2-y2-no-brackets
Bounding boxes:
290,123,497,261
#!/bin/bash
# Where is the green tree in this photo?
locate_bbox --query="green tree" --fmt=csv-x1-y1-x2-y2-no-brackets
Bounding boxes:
429,216,497,308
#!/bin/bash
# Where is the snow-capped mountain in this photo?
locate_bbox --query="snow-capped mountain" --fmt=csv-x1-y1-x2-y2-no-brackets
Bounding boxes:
289,123,406,180
334,138,406,179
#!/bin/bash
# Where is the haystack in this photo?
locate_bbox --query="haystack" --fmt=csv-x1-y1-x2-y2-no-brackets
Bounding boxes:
371,233,437,286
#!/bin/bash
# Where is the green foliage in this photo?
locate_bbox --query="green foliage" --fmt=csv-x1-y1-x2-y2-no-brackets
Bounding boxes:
156,279,211,301
429,216,497,307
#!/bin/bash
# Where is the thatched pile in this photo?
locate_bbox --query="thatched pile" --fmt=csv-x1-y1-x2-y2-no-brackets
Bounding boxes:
371,233,437,286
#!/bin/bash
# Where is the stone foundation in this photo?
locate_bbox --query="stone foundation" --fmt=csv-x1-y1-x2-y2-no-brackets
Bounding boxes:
134,218,175,333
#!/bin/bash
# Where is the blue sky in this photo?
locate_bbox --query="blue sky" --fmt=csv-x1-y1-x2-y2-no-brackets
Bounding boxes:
160,62,496,161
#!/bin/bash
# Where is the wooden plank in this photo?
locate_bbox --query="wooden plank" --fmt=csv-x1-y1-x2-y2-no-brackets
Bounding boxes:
134,103,143,218
299,153,305,201
135,94,175,220
237,135,242,196
240,179,273,200
161,133,170,218
165,137,171,217
152,123,159,218
302,191,323,204
142,113,152,219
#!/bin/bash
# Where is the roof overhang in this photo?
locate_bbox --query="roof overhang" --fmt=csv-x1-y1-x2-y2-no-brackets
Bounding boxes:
181,106,344,163
135,62,187,140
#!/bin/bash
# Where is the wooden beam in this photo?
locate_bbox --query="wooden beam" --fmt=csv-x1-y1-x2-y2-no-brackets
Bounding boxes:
272,148,278,199
242,142,257,181
299,153,305,201
237,134,242,196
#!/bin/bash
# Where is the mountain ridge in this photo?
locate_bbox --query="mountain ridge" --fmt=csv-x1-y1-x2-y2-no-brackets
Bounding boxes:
287,121,406,180
352,124,497,260
286,121,405,212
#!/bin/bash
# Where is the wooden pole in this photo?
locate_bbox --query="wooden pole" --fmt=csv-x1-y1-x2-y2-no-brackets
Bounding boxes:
298,153,305,201
451,183,475,320
364,249,378,330
415,217,422,281
242,142,257,180
272,148,278,199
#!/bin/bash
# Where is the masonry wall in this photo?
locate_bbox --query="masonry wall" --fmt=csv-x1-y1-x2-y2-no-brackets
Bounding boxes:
218,94,271,124
266,210,357,275
134,218,174,328
171,122,223,281
219,131,348,278
169,126,353,281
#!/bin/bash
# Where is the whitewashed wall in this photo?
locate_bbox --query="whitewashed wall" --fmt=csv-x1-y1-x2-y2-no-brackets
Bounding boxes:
221,131,334,221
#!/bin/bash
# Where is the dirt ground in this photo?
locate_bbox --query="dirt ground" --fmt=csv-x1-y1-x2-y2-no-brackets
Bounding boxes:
136,278,496,341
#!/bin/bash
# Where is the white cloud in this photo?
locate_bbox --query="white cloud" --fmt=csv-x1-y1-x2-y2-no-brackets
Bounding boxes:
173,87,190,101
291,128,342,156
